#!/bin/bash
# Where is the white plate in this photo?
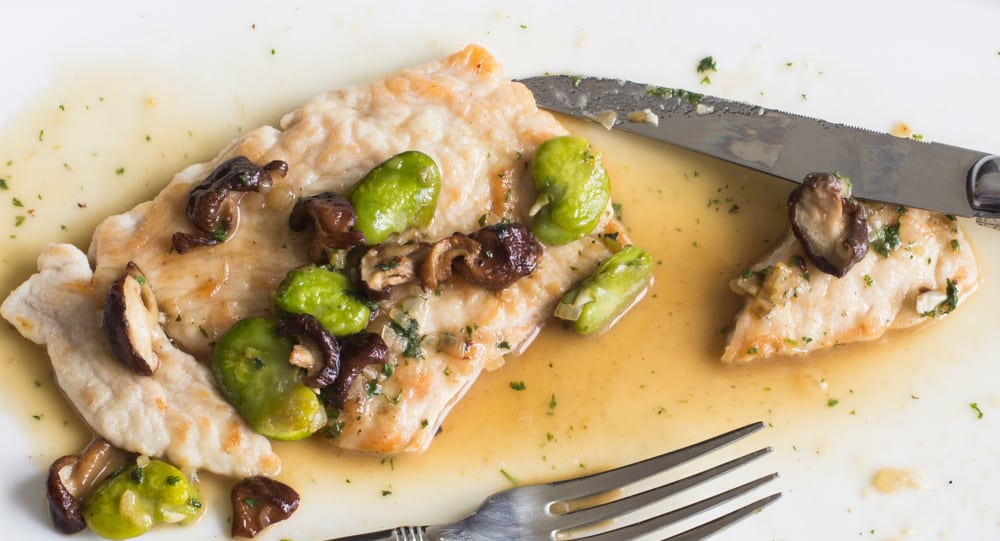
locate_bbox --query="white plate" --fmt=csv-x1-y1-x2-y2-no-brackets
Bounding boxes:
2,2,1000,540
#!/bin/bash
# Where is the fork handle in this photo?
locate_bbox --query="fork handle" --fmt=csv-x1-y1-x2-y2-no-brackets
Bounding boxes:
327,525,431,541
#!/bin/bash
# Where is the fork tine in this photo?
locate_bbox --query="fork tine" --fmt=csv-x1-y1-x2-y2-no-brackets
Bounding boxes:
545,421,765,502
553,447,771,531
569,474,780,541
664,492,782,541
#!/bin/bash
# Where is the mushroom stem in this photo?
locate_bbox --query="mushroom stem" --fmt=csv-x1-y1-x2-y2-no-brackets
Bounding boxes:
46,437,127,534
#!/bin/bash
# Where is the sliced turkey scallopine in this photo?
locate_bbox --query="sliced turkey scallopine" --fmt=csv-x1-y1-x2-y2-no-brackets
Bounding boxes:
723,205,979,364
80,45,631,454
1,243,280,477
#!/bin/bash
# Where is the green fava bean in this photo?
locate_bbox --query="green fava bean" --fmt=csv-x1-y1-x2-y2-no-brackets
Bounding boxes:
273,265,371,337
531,135,611,245
349,150,441,245
212,317,326,440
556,245,653,334
83,460,203,540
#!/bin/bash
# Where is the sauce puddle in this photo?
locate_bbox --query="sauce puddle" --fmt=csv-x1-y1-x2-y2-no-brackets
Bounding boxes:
0,59,990,539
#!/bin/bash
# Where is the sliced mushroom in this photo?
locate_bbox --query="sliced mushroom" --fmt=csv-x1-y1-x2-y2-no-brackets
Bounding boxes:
103,262,160,376
230,476,300,539
276,313,340,388
788,172,869,277
453,222,543,289
358,242,430,297
320,332,389,409
358,223,542,295
172,156,288,253
419,233,481,290
46,438,125,534
289,192,366,263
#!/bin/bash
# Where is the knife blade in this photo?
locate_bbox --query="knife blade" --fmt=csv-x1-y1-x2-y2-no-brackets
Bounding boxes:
518,75,1000,228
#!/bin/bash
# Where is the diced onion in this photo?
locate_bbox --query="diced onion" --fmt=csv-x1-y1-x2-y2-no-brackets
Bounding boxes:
554,302,583,322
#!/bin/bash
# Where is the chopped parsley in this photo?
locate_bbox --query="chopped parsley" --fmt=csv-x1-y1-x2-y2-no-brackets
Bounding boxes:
375,257,401,271
12,197,23,207
0,178,8,190
872,222,901,257
970,402,984,419
827,398,839,407
612,202,623,221
500,469,518,484
130,466,145,484
211,225,229,242
364,378,382,397
509,381,526,391
697,56,717,73
645,86,703,104
923,279,959,317
323,421,345,439
390,317,423,358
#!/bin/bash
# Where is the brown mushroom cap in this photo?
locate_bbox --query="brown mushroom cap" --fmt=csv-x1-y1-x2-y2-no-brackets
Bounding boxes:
172,156,287,253
788,172,869,277
320,332,389,409
46,438,124,534
103,262,160,376
276,313,340,388
289,192,366,263
230,476,300,538
454,222,543,289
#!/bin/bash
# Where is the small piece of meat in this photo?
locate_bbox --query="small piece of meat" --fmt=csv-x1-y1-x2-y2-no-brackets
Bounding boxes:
1,244,280,477
723,205,979,363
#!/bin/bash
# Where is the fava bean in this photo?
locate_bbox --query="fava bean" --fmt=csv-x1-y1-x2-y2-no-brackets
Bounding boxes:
555,245,652,334
530,135,611,245
349,150,440,244
212,317,327,440
272,265,372,337
83,460,202,540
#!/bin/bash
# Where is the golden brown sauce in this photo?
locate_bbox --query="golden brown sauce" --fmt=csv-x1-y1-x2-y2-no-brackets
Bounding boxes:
0,65,994,537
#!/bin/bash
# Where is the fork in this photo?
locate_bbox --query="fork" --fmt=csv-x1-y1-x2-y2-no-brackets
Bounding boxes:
329,421,780,541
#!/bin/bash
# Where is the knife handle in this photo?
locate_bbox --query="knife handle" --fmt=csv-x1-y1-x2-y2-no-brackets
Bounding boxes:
968,155,1000,228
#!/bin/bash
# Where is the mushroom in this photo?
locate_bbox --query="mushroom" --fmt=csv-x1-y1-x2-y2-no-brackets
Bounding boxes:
358,242,430,297
103,261,160,376
788,172,869,277
289,192,366,263
419,233,481,290
46,438,125,534
453,222,543,289
230,476,300,539
172,156,288,253
276,313,340,388
320,332,389,409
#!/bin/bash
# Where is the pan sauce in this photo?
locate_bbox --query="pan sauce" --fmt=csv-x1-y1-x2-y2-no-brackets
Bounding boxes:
0,62,989,539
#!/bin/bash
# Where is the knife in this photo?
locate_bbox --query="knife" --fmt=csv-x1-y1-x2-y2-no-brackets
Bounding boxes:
518,75,1000,229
